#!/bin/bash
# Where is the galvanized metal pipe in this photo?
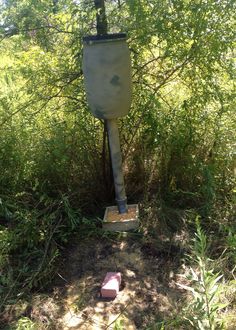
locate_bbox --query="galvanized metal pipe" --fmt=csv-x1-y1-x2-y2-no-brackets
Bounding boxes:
106,119,127,214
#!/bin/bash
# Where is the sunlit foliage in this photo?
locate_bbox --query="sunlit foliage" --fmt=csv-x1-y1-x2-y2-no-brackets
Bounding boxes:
0,0,235,327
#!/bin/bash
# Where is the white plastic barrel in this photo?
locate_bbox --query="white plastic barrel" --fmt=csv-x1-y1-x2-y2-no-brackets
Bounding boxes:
82,34,132,119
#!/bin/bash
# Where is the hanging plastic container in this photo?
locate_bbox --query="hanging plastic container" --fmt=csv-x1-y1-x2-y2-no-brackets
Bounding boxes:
82,33,132,119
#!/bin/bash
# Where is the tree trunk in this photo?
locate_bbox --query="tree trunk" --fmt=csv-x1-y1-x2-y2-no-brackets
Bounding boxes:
94,0,108,35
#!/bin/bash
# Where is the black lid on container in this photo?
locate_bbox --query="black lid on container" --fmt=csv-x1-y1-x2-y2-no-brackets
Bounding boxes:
83,33,127,43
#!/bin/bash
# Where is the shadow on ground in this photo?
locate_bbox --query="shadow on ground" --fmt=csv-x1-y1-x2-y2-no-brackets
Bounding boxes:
39,232,189,330
1,204,193,329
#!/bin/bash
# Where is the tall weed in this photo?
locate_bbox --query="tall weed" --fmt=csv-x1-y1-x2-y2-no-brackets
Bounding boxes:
178,218,228,330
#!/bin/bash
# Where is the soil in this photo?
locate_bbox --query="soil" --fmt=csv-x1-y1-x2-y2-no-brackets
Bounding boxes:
14,234,189,330
2,206,235,329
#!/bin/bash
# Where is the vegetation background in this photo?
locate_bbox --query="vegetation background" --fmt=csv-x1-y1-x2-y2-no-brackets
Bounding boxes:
0,0,235,329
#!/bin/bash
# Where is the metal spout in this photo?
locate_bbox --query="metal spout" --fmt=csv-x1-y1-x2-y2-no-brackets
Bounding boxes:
106,119,127,214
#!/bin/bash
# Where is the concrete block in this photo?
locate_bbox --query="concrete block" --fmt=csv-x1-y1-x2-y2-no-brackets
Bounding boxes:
101,272,121,298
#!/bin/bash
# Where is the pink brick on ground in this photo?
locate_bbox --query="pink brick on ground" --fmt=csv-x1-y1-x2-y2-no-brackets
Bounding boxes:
101,272,121,298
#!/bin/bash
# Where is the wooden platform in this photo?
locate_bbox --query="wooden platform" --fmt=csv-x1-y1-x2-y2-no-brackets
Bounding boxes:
103,204,139,232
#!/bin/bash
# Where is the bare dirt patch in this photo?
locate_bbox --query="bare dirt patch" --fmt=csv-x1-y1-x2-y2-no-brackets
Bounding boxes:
47,235,188,329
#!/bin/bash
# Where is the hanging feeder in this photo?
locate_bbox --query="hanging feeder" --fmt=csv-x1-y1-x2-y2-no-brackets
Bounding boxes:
82,33,139,231
82,33,131,120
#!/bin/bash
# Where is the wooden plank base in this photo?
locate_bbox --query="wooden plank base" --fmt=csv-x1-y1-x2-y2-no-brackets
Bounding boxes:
103,204,139,232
